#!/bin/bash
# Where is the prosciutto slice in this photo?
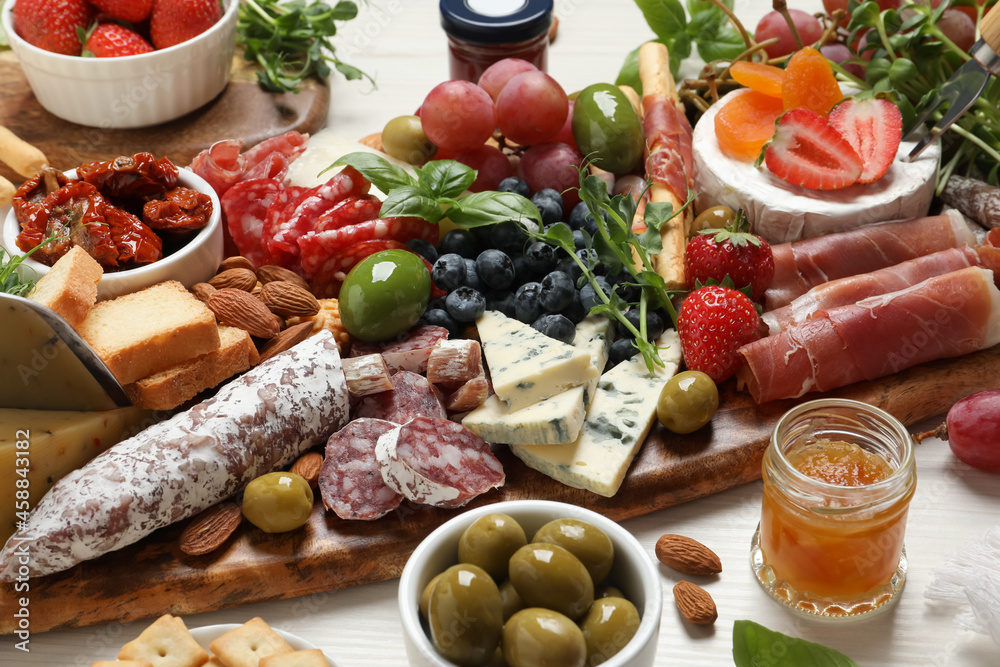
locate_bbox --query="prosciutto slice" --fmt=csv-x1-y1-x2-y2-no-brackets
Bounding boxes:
642,94,693,198
764,212,977,310
738,266,1000,403
762,247,982,334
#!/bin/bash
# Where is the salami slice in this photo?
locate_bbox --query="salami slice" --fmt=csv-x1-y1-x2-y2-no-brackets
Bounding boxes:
319,418,403,521
259,185,309,269
242,130,308,171
242,152,291,183
350,324,450,374
375,417,505,508
354,370,447,423
221,178,284,267
445,373,490,413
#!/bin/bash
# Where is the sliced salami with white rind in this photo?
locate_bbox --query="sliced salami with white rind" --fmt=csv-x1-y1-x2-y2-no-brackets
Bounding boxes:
342,354,394,398
376,417,505,509
353,371,447,423
427,338,483,388
320,418,402,521
350,325,449,374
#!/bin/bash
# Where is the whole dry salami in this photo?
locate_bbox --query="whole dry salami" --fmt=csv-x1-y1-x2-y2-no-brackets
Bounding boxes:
353,370,447,423
375,417,505,509
0,331,349,581
319,418,403,521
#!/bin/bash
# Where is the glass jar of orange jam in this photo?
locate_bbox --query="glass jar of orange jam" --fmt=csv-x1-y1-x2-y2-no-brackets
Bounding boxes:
751,399,917,618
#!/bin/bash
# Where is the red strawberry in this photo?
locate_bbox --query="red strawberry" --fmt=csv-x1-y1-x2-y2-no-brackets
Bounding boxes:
828,97,902,184
763,109,863,190
150,0,222,50
678,285,760,384
84,23,154,58
684,210,775,301
90,0,153,23
13,0,93,55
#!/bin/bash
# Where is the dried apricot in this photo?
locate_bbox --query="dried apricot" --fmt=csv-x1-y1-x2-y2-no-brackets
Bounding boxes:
781,47,842,116
715,90,786,162
729,61,784,98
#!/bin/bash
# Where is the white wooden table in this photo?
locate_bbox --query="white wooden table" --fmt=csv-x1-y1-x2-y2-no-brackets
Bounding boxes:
4,1,1000,665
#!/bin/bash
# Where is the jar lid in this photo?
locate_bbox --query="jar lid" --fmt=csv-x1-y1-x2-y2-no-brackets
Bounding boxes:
440,0,553,45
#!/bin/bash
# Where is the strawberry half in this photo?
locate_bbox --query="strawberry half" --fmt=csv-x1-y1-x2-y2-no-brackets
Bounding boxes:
829,97,902,184
763,109,863,190
678,285,761,384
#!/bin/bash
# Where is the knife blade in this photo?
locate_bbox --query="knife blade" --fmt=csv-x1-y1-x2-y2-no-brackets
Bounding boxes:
905,10,1000,161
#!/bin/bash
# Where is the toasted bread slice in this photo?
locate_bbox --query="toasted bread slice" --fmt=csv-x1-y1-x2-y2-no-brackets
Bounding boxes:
27,246,103,327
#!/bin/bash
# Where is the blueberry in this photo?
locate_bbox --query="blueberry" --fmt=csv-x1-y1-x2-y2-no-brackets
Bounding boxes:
428,296,447,311
523,241,557,275
486,289,517,318
475,249,515,290
572,229,588,250
608,337,639,368
617,308,665,341
575,248,606,275
498,176,530,198
540,271,575,312
431,253,466,292
490,220,530,256
610,272,641,302
445,286,486,323
556,256,583,284
464,258,483,292
580,276,613,311
406,238,438,264
560,290,587,325
438,229,480,258
511,254,539,286
532,314,576,344
423,308,461,337
514,281,544,323
531,188,564,225
569,201,600,236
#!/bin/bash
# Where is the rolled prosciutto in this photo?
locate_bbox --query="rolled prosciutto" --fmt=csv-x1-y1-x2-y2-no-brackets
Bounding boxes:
764,212,977,310
739,266,1000,403
762,247,982,334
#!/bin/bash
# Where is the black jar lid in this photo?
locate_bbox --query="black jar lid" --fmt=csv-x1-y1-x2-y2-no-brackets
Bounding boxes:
440,0,553,45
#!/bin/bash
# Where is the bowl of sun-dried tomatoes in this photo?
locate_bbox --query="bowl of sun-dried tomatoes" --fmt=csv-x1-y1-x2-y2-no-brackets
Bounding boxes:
2,152,223,299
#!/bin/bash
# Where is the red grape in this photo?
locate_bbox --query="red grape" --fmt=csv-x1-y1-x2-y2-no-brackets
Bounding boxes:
550,99,577,149
420,80,496,154
495,70,569,146
518,142,584,208
821,43,865,79
455,144,512,192
939,8,977,53
754,9,824,58
822,0,850,27
946,389,1000,472
478,58,538,101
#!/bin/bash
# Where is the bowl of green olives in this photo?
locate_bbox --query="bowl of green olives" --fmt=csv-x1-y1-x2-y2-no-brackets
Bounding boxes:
398,500,661,667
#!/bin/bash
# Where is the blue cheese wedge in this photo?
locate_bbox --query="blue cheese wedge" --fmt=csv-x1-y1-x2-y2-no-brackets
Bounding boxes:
463,316,614,445
477,310,598,412
509,329,681,497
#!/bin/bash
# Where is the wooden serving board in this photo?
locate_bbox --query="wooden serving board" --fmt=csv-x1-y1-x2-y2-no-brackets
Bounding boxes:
3,344,997,635
0,52,330,182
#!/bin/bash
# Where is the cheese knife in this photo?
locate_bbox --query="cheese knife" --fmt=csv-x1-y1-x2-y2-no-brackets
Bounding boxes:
905,8,1000,161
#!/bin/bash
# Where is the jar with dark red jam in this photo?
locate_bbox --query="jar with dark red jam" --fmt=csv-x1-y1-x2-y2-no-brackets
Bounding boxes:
440,0,553,83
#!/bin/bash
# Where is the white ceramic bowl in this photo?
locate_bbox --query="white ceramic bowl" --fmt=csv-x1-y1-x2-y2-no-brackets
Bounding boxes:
1,0,238,128
2,167,223,300
398,500,662,667
190,624,338,665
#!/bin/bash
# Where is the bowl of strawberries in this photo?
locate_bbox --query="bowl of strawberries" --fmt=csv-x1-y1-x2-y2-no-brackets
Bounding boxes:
1,0,238,128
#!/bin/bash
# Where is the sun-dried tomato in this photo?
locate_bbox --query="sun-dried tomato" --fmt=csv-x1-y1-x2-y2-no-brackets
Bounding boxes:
11,167,74,233
16,182,118,267
77,152,179,200
103,203,162,265
143,186,214,234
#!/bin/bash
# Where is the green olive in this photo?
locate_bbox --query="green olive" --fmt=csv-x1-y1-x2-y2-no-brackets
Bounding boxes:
579,597,641,665
691,205,736,235
381,115,437,165
420,572,444,620
499,579,525,621
428,564,503,666
572,83,644,174
458,513,528,581
656,370,719,434
531,519,614,584
509,543,594,620
339,249,431,341
502,608,586,667
241,472,313,533
595,584,625,600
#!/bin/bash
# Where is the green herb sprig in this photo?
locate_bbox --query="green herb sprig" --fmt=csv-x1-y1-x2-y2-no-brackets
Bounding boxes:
733,620,860,667
0,226,67,297
237,0,373,93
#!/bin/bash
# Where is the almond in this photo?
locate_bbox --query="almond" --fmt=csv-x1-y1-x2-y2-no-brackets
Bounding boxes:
261,281,321,318
655,534,722,576
208,288,281,339
290,451,324,487
259,321,314,363
673,580,718,626
218,256,256,273
210,267,258,292
257,264,311,291
179,502,242,556
190,282,216,304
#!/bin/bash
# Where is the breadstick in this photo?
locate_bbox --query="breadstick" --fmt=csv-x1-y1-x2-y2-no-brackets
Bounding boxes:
0,175,14,208
0,126,48,178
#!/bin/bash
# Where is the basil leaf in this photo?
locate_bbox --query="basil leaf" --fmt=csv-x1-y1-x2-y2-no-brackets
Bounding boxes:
331,152,415,193
687,0,732,16
693,18,745,63
380,186,443,223
732,620,860,667
446,192,542,229
634,0,687,44
417,160,477,199
615,45,643,96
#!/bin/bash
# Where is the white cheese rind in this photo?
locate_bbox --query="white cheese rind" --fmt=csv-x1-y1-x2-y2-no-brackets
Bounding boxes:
476,310,598,412
462,316,614,445
693,89,940,244
509,330,682,497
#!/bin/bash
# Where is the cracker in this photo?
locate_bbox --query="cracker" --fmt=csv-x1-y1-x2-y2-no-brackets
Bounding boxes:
117,614,209,667
208,618,294,667
91,661,155,667
259,649,328,667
